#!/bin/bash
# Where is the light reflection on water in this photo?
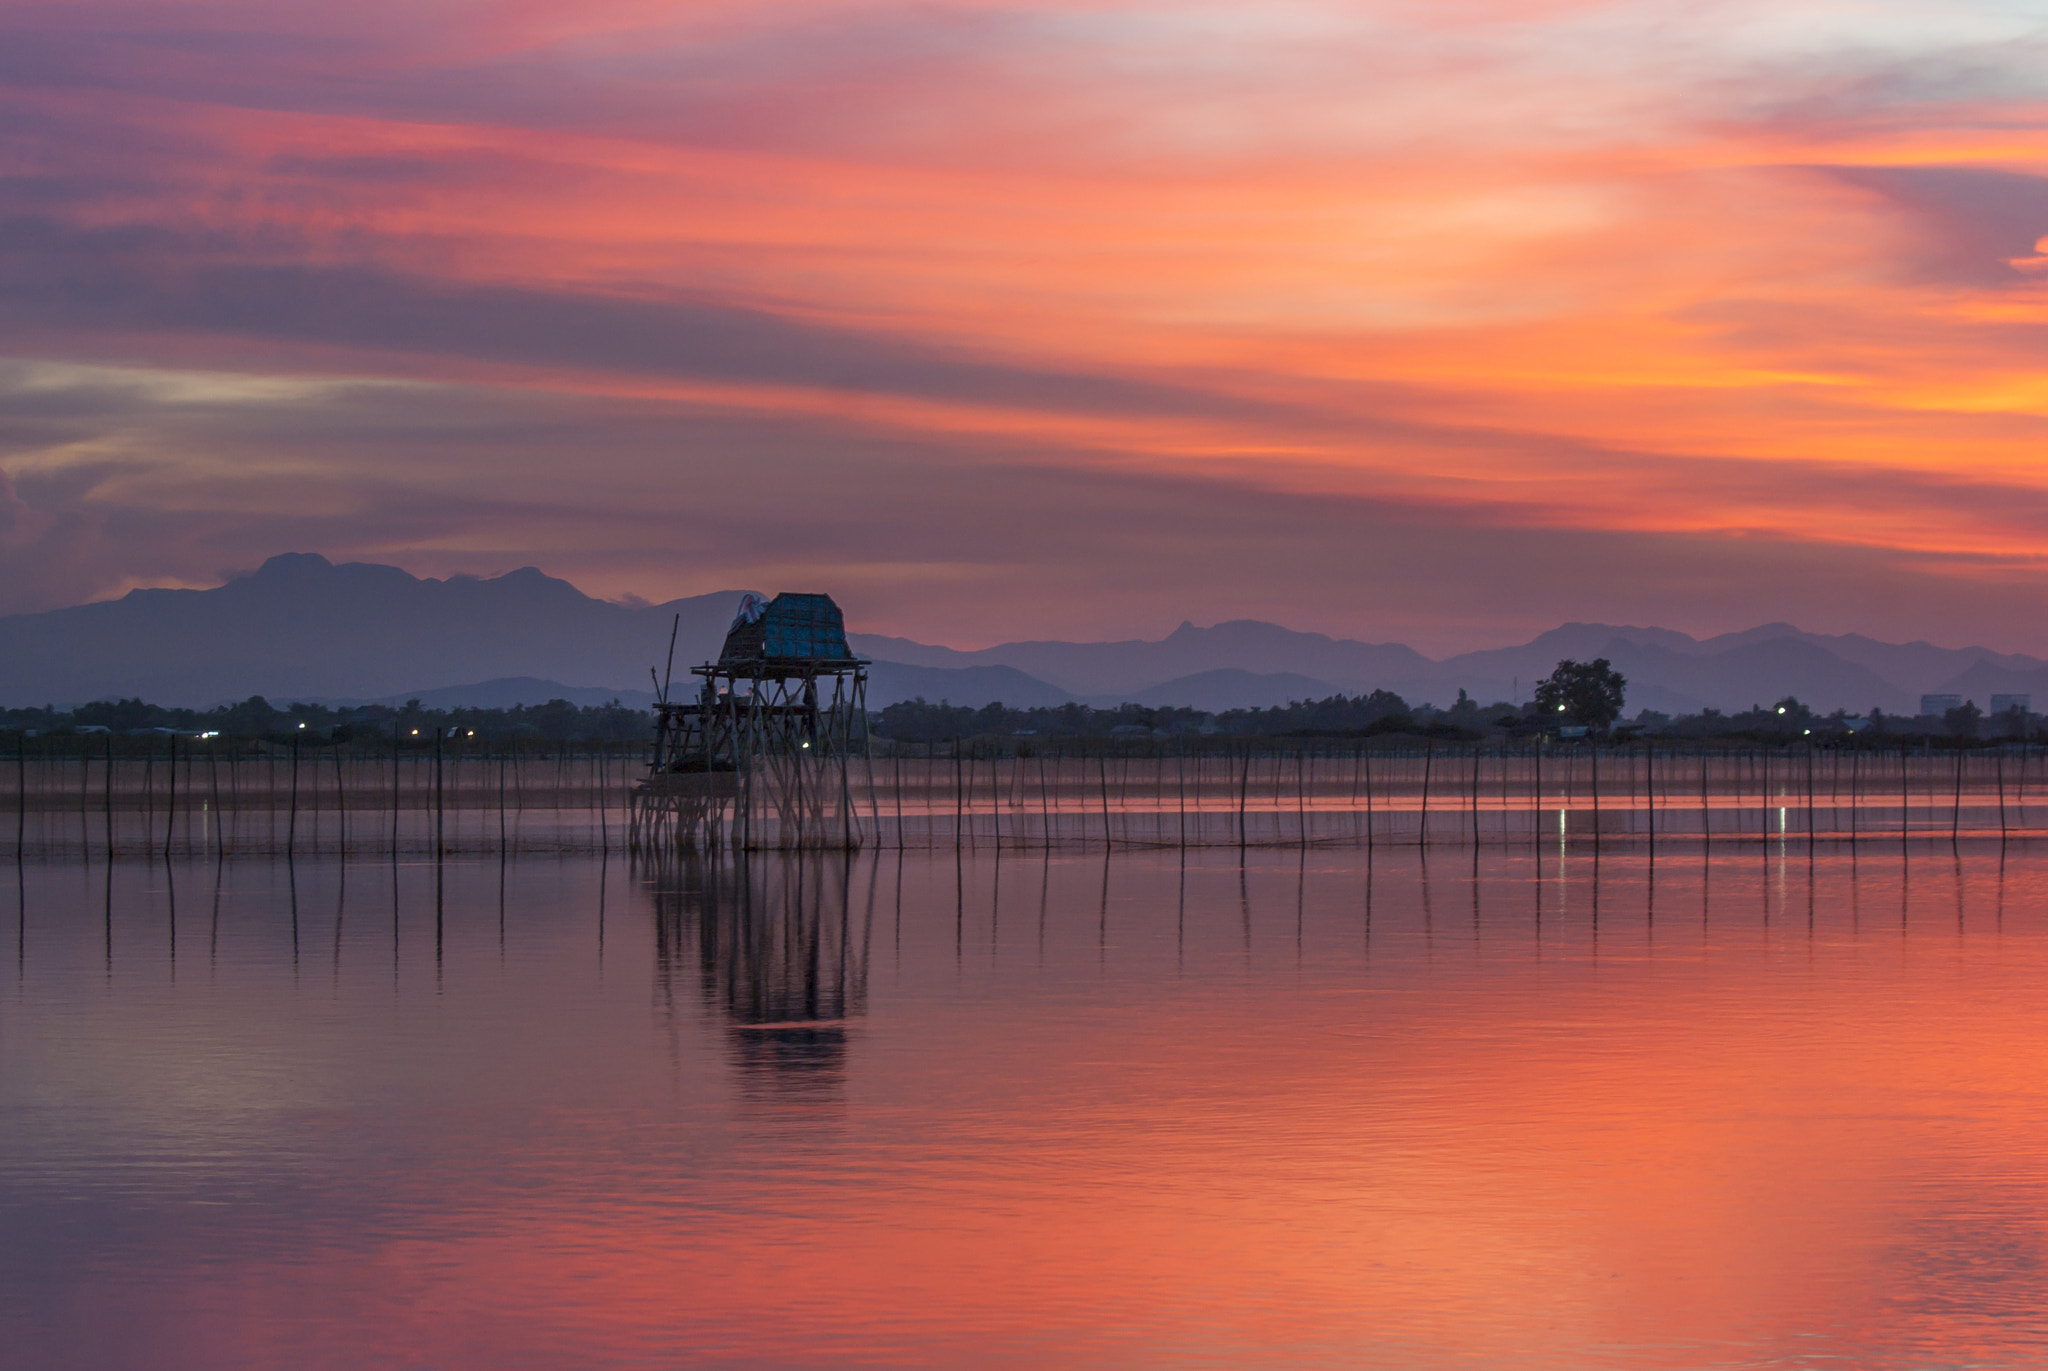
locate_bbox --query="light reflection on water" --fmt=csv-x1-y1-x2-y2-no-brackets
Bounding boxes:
4,842,2048,1369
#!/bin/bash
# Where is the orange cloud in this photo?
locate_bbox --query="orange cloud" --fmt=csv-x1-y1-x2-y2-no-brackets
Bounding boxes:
6,0,2048,647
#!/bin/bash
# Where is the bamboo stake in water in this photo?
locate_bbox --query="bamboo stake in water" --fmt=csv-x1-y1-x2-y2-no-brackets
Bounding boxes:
1228,741,1245,848
1806,747,1816,852
334,739,347,858
1469,747,1479,846
1098,753,1112,848
1699,749,1709,845
1177,742,1187,850
1363,746,1374,849
1998,750,2007,845
1419,744,1433,847
1850,748,1859,843
206,739,223,862
1645,746,1655,853
392,724,402,857
164,735,177,861
1952,749,1964,848
103,732,114,863
1297,748,1308,848
1589,744,1599,850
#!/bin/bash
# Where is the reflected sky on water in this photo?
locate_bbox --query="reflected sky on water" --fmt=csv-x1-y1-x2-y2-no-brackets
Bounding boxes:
5,840,2048,1369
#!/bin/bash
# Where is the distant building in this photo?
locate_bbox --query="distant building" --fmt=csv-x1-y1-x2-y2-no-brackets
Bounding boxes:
1920,694,1963,716
1990,694,2032,716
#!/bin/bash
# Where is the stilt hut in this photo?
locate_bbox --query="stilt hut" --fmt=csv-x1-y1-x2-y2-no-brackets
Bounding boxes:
634,593,870,850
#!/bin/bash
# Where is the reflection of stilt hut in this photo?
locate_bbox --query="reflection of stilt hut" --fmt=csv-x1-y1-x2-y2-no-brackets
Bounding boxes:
632,593,870,850
649,852,872,1101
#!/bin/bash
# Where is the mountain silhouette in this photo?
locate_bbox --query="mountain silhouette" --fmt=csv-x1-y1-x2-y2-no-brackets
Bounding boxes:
0,554,747,707
0,553,2036,716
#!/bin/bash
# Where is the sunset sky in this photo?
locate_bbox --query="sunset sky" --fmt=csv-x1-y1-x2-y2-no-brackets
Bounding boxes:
5,0,2048,652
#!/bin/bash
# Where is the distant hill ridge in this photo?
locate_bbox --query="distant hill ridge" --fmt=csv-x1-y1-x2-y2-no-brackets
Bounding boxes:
1,553,2040,716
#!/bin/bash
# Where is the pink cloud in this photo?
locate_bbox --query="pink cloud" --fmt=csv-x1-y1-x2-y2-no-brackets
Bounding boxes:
6,0,2048,650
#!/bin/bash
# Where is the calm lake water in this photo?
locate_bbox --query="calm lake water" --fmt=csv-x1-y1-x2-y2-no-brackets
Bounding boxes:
5,840,2048,1369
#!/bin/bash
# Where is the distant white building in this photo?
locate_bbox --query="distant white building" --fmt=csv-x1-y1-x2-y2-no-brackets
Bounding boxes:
1990,694,2032,716
1920,693,1963,716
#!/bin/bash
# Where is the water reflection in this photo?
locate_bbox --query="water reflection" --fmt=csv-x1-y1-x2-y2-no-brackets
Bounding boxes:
647,852,872,1101
4,841,2048,1369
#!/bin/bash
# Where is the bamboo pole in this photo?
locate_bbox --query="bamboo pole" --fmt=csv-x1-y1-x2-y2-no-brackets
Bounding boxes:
1589,743,1599,850
1419,744,1433,847
1952,748,1964,848
1098,752,1112,848
164,735,177,861
1998,750,2008,844
103,732,114,863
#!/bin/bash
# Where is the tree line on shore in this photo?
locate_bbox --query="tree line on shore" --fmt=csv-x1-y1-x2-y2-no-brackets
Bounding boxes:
0,695,651,743
2,655,2032,748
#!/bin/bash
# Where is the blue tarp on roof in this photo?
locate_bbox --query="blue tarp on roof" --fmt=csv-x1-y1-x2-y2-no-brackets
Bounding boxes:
718,592,861,666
